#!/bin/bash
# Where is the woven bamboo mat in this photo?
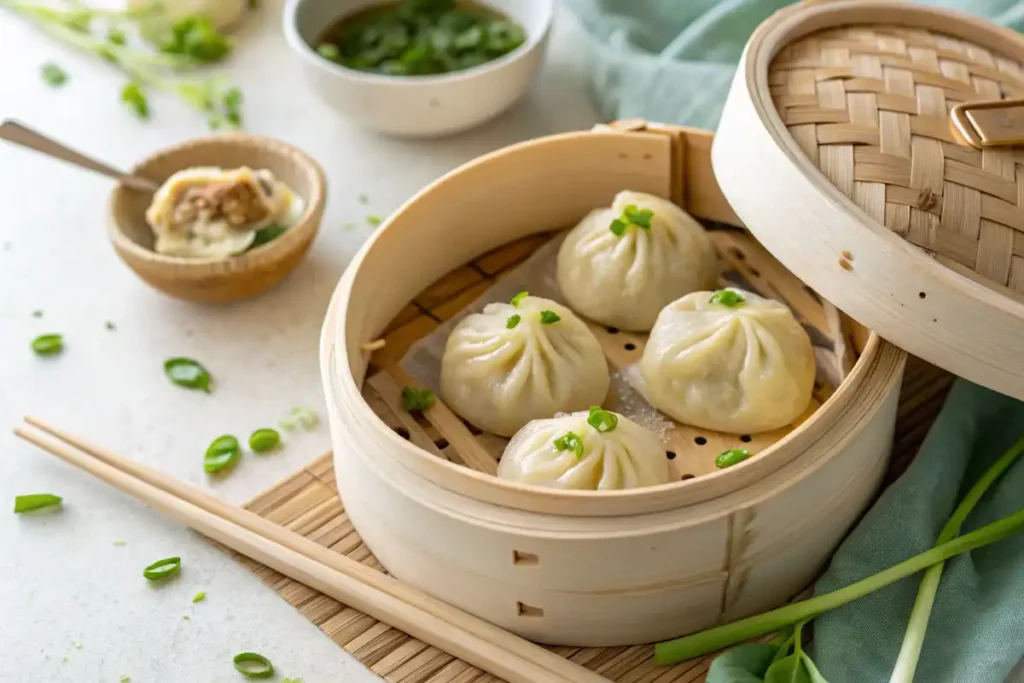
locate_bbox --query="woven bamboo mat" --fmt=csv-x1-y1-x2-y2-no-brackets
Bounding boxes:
213,353,951,683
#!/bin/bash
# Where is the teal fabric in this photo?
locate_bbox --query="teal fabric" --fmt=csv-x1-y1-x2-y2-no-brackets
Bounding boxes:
559,2,1024,681
562,0,1024,130
812,381,1024,683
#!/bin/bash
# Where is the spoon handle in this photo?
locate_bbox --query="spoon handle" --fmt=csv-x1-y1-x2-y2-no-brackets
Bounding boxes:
0,120,160,193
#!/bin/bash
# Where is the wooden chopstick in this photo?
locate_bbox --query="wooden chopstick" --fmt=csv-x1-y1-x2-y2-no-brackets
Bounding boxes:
15,418,609,683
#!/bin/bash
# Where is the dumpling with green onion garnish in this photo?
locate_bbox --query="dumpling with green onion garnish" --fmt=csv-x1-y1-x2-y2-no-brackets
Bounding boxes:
439,292,610,437
498,407,670,490
640,288,815,434
556,190,720,332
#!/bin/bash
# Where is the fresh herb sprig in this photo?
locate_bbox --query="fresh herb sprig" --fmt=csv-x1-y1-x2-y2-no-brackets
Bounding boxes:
2,0,243,129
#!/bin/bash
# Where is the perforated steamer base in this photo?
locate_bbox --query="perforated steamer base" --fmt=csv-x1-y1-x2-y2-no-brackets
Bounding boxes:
209,235,953,683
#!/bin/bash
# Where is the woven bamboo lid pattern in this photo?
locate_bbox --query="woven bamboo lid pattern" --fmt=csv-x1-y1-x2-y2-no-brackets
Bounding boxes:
769,24,1024,295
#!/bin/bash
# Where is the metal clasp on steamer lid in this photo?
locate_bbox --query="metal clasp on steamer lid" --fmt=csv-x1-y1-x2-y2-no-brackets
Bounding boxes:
950,98,1024,149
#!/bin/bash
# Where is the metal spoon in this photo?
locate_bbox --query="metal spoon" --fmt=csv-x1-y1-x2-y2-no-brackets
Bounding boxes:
0,119,160,193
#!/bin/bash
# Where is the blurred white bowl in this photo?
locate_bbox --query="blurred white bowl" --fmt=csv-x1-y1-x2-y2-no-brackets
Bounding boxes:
283,0,553,138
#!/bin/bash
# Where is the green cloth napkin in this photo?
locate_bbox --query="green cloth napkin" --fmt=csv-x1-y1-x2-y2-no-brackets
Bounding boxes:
812,380,1024,683
560,2,1024,681
562,0,1024,130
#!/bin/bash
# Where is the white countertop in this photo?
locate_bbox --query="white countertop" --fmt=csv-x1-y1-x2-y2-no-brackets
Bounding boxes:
0,3,599,681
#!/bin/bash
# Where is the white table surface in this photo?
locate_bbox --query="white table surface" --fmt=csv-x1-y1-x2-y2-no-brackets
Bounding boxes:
0,3,599,681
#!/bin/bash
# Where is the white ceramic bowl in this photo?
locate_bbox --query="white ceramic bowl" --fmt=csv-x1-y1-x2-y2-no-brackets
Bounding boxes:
283,0,553,137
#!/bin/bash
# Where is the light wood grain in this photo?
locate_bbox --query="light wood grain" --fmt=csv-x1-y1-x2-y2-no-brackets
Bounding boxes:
714,0,1024,399
108,133,326,304
14,419,608,683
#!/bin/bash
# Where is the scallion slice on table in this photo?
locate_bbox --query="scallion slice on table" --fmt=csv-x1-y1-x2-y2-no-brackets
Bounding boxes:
192,591,206,603
204,435,240,473
142,557,181,581
164,357,212,392
248,428,280,453
41,62,68,86
233,652,275,678
13,493,62,513
279,406,318,431
31,333,64,355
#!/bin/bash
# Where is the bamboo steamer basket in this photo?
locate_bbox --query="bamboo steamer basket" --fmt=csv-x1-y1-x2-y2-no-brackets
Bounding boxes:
714,0,1024,400
319,121,907,646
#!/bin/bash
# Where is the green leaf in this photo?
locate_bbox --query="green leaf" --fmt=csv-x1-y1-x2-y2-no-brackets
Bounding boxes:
506,314,521,329
204,435,241,473
249,225,287,249
553,431,584,459
248,428,281,453
510,290,529,307
31,333,63,356
587,406,618,433
764,654,812,683
14,493,63,514
121,82,150,120
710,290,746,307
164,357,212,392
233,652,275,678
401,386,435,412
41,62,68,87
707,643,780,683
142,556,181,581
800,653,829,683
539,310,560,325
716,449,751,469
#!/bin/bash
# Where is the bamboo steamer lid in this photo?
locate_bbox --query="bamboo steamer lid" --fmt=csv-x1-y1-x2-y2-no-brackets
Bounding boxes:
713,0,1024,400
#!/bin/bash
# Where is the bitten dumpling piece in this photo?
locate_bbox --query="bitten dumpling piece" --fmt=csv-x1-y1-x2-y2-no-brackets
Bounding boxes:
146,166,296,259
556,190,720,332
498,407,671,490
440,293,610,437
640,288,815,434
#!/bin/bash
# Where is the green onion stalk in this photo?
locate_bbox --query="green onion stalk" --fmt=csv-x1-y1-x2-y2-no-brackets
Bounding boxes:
888,436,1024,683
655,436,1024,669
0,0,242,129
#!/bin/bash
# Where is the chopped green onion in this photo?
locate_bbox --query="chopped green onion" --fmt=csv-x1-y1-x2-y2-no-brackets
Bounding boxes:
709,290,745,307
105,321,117,331
282,678,303,683
248,428,280,453
31,333,64,355
158,16,232,63
587,407,618,433
506,314,521,329
279,406,319,431
316,43,341,62
113,540,126,546
204,435,240,473
121,81,149,119
192,591,206,603
142,557,181,581
14,493,63,513
510,290,528,307
107,27,126,46
119,676,131,682
358,193,368,204
249,225,287,249
401,386,436,412
32,310,43,318
366,214,383,226
609,204,654,236
164,357,212,393
553,431,584,459
539,310,561,325
715,448,751,468
41,62,68,87
233,652,275,678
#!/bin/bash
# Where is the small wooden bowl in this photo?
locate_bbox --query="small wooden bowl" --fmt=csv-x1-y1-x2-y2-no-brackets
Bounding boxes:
108,133,326,304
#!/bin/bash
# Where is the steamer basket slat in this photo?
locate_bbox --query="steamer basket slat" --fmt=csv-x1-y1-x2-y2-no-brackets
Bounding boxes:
320,123,907,645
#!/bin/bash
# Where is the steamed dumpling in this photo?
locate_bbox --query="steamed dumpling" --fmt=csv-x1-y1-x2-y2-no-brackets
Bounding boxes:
556,191,720,332
640,288,815,434
498,408,670,490
440,294,610,437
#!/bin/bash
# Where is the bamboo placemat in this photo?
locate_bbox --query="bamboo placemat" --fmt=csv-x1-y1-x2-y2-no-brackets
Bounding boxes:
214,353,951,683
